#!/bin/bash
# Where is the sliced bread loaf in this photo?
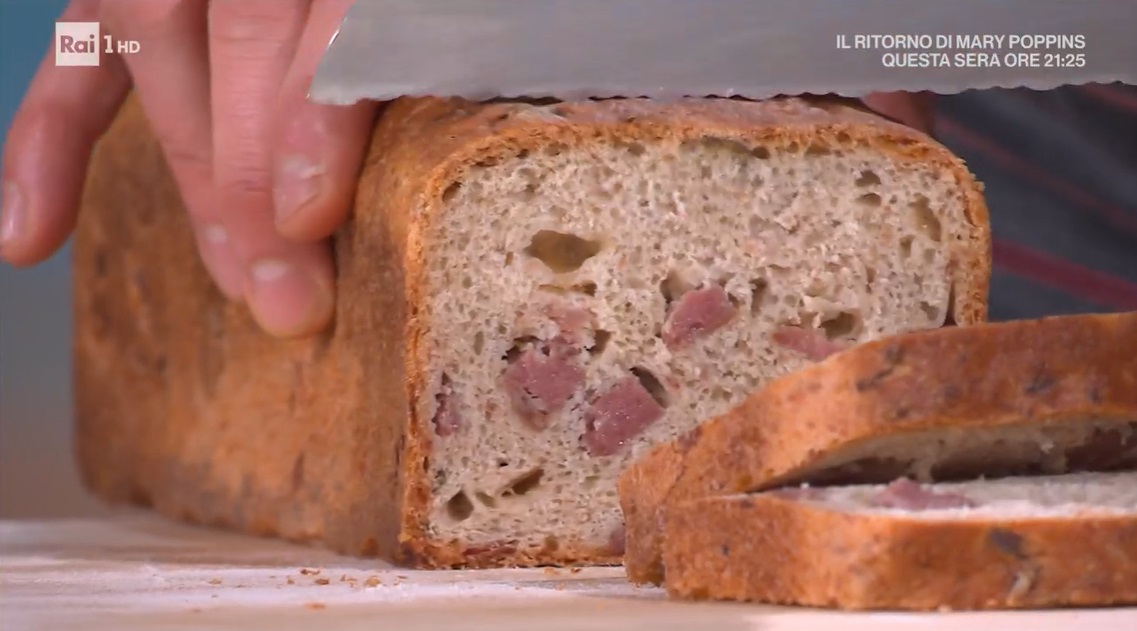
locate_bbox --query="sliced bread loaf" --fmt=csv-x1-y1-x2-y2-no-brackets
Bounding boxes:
618,311,1137,583
662,472,1137,610
74,94,989,568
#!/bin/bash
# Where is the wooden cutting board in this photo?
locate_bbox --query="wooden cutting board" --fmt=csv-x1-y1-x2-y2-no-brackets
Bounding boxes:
1,511,1131,630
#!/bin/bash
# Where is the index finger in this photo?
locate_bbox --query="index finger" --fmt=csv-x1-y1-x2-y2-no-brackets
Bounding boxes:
271,0,380,241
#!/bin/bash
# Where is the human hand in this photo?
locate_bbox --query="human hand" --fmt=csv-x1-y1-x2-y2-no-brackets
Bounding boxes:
0,0,380,338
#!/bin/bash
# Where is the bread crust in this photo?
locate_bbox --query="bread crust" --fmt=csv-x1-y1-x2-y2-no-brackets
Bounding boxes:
618,311,1137,583
662,489,1137,610
74,94,991,568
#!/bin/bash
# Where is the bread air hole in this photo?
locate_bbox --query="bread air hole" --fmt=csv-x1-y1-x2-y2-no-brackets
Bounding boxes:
502,468,543,497
536,281,597,296
503,336,538,363
855,170,881,187
820,311,859,340
441,182,461,202
910,194,942,242
749,279,769,316
523,230,602,274
631,367,669,408
659,270,694,309
613,141,646,156
900,236,914,258
446,491,474,521
920,302,940,323
856,192,882,207
474,491,497,508
589,330,612,356
683,137,770,162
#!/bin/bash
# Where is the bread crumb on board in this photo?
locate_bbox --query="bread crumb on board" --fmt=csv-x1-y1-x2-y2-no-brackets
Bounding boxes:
305,602,326,611
364,576,382,587
207,578,222,585
314,578,331,586
299,568,322,576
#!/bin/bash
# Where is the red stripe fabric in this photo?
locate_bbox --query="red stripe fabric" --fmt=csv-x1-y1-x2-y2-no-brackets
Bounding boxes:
1080,83,1137,114
937,116,1137,236
992,238,1137,311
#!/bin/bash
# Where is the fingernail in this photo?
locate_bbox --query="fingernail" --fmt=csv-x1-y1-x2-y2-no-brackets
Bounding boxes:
274,155,325,225
245,258,334,337
199,223,245,301
1,180,24,248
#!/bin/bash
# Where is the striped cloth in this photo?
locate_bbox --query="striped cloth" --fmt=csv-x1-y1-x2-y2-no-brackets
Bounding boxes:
934,82,1137,321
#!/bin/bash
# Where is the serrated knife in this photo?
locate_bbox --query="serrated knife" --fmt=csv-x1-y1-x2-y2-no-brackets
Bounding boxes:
309,0,1137,105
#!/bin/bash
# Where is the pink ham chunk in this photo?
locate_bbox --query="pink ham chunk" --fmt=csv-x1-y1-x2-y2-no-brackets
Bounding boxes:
869,478,976,510
432,393,462,437
772,326,852,361
662,285,736,349
543,303,592,341
503,339,586,429
432,376,462,437
583,377,665,456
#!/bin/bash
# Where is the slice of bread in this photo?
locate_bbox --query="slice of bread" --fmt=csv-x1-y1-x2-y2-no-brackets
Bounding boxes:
662,472,1137,610
618,311,1137,584
74,94,990,568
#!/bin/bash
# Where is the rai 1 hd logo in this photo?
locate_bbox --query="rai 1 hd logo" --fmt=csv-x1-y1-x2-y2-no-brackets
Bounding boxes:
55,22,140,66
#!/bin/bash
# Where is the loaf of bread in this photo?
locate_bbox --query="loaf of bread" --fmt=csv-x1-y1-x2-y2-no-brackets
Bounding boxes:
662,472,1137,610
74,94,990,568
618,311,1137,583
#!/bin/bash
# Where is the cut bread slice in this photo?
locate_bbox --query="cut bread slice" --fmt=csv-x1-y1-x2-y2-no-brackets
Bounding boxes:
618,311,1137,584
662,472,1137,610
74,94,989,568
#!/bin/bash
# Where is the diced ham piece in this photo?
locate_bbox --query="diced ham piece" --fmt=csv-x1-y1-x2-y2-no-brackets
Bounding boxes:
869,478,976,510
432,394,462,437
583,377,665,456
772,325,852,361
432,376,462,437
544,303,592,341
662,285,736,349
503,339,586,429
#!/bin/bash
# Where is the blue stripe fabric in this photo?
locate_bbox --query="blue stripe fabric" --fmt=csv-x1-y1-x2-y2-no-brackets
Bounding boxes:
935,83,1137,321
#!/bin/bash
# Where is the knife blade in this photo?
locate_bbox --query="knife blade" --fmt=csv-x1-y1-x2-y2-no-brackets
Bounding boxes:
309,0,1137,105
